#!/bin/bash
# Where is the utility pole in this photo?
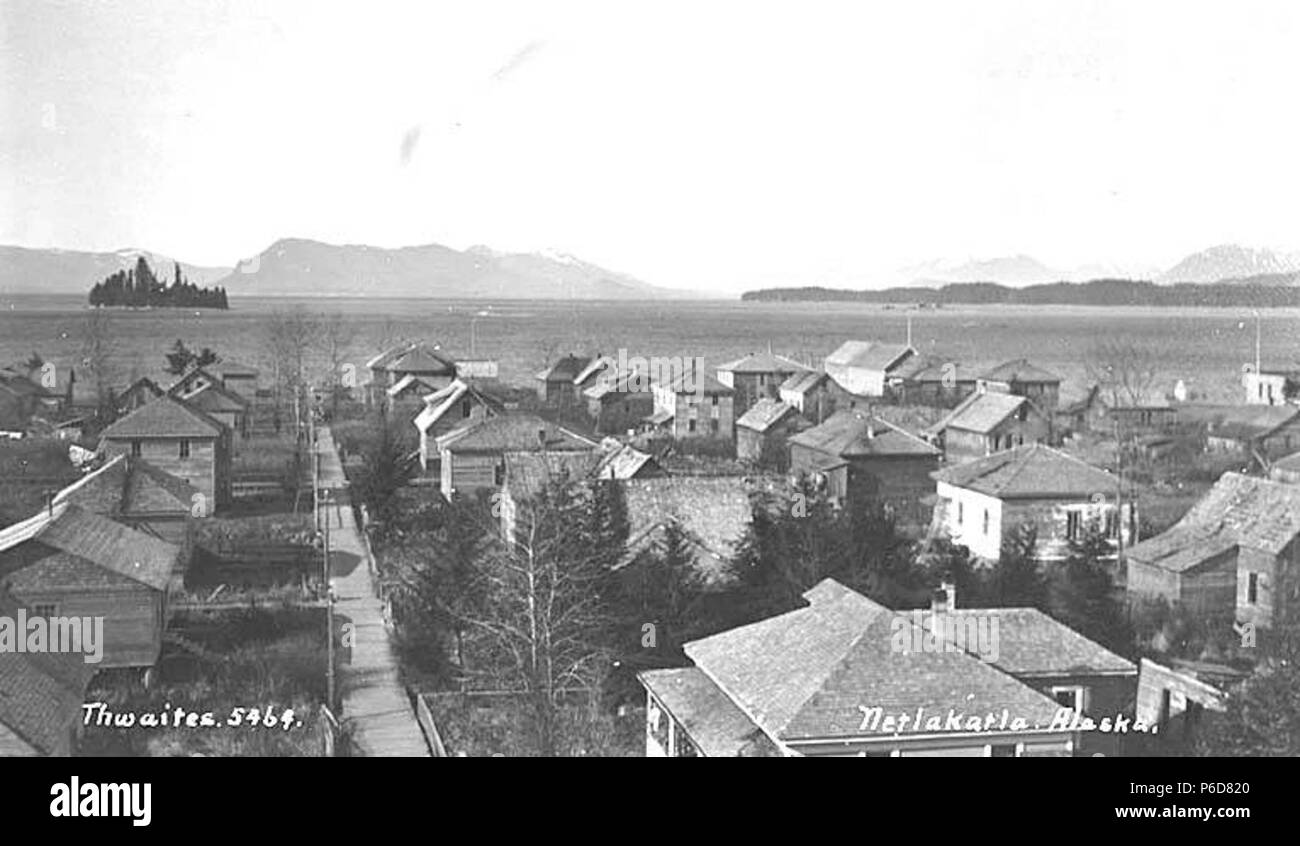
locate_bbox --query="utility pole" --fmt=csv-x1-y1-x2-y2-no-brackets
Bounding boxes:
1114,416,1125,569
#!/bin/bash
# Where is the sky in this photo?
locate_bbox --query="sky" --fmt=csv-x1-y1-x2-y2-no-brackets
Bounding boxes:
2,0,1299,293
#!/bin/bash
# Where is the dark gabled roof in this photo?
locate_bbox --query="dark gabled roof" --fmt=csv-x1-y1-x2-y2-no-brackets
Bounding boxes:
788,410,939,458
943,608,1135,676
622,476,753,583
55,454,199,518
0,589,95,756
715,352,808,375
825,341,916,373
414,379,507,433
583,371,653,400
1127,472,1300,572
895,357,979,384
2,504,179,592
169,375,248,414
535,354,592,383
735,398,801,433
662,371,733,396
979,358,1061,384
592,441,658,480
572,355,616,386
683,579,1062,742
439,413,598,454
932,444,1118,500
638,667,779,757
927,391,1034,436
100,395,226,440
779,369,829,395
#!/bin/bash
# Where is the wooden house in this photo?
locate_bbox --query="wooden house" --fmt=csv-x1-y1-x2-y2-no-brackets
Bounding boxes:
823,341,916,398
0,589,96,757
931,443,1136,563
114,377,165,417
366,342,458,406
98,395,232,511
1125,472,1300,628
1242,365,1300,406
639,579,1079,757
715,351,808,417
0,503,181,669
735,398,808,471
1198,404,1300,461
436,413,599,499
649,371,736,442
168,368,250,440
976,359,1062,413
208,360,261,397
1269,450,1300,484
54,453,201,545
414,379,525,471
888,357,979,408
1134,659,1228,747
788,410,940,530
584,372,655,436
778,370,833,421
534,354,595,405
924,391,1051,463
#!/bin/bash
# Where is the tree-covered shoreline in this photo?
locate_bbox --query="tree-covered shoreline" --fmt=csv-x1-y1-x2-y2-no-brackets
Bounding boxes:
88,256,229,309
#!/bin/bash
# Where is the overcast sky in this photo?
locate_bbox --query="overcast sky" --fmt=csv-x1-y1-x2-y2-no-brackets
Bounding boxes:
2,0,1298,293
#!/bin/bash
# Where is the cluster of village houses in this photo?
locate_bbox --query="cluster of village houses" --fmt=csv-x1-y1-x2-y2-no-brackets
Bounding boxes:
3,330,1300,757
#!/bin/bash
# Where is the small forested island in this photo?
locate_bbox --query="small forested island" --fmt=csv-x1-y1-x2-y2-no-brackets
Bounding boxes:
89,256,229,309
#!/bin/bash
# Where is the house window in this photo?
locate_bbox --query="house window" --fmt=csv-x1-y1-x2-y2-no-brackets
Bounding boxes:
989,744,1019,758
1247,572,1258,604
676,733,699,758
461,398,472,418
711,395,719,406
1066,510,1081,540
982,509,989,536
1052,686,1086,712
688,419,697,433
494,463,505,487
710,419,720,434
130,440,142,457
957,501,963,526
31,603,57,619
179,439,191,459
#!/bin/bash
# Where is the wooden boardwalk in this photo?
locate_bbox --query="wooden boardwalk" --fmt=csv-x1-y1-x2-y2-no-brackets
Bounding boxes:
316,426,429,756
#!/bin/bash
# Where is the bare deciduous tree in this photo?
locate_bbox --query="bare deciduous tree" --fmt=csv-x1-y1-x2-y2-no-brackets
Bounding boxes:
1084,339,1161,408
317,312,357,417
264,310,318,434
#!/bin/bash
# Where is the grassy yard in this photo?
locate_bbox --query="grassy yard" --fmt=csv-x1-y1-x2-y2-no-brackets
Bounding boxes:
78,608,331,757
419,691,642,757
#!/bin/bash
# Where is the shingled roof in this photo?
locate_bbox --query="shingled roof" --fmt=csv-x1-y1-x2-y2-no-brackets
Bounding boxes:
535,354,592,383
99,395,226,440
1126,472,1300,572
779,370,828,395
54,454,199,518
933,444,1118,500
979,359,1061,384
0,504,179,592
0,589,95,756
736,398,801,433
638,666,780,757
716,351,808,375
788,410,939,458
825,341,915,373
927,391,1033,435
622,476,753,583
943,607,1135,677
683,579,1063,743
438,413,598,454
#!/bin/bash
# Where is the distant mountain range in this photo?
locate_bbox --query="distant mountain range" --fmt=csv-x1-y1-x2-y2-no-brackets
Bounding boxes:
743,278,1300,308
0,239,692,300
895,244,1300,288
0,245,231,295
